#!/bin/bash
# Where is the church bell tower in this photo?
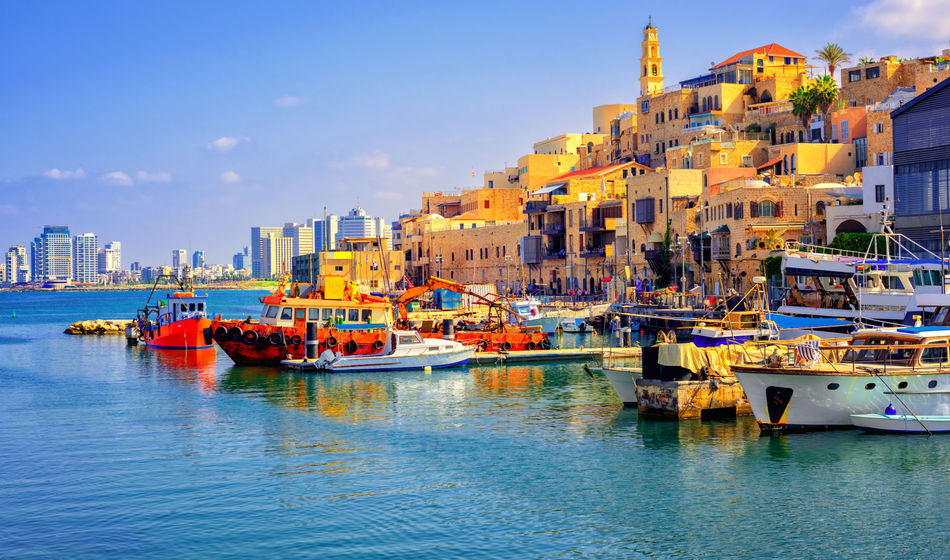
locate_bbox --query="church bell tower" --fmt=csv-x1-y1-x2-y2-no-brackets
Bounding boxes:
639,19,664,96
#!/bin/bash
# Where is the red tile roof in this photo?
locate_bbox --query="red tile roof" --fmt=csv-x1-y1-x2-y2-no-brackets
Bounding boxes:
546,161,645,184
714,44,805,69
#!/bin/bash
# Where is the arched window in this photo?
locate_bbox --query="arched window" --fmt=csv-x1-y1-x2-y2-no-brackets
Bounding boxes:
798,130,804,143
816,201,826,216
790,154,797,174
702,97,708,112
587,142,593,152
714,95,719,110
674,108,679,119
655,113,659,124
660,112,665,123
651,46,657,57
736,243,742,257
759,200,776,217
760,90,773,103
644,65,648,77
783,155,789,174
668,109,673,121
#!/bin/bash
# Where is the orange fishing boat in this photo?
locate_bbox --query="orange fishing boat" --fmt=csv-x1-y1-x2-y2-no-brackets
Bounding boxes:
130,266,214,350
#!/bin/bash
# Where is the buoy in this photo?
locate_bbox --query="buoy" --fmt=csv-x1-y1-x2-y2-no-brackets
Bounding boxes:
424,365,432,374
11,311,15,318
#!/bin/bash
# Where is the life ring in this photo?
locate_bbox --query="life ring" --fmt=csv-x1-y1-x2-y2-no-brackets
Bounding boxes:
227,326,243,342
372,339,384,351
499,341,512,352
213,325,229,342
525,341,536,351
268,332,284,346
539,338,552,350
344,339,358,354
290,334,303,346
476,339,489,352
243,330,259,344
325,336,338,349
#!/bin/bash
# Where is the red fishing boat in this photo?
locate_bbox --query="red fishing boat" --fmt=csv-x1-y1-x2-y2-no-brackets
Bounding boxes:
129,267,214,350
210,277,394,366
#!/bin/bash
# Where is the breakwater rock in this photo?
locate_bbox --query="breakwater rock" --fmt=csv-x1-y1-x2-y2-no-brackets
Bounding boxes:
64,319,133,335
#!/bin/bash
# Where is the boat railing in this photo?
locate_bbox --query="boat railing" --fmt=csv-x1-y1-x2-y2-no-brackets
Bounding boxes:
738,339,950,374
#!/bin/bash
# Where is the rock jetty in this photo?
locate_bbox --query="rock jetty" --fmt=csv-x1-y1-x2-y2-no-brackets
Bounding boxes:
64,319,133,335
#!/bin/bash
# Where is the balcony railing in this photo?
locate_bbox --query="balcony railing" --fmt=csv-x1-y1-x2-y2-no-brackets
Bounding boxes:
580,219,607,232
541,224,565,235
580,247,606,258
745,101,793,118
542,250,566,260
525,201,548,214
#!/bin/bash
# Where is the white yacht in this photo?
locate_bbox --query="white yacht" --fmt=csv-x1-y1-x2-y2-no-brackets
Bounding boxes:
284,330,475,373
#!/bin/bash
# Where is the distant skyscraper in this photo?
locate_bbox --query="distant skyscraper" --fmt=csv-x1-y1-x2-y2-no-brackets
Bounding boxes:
105,241,121,271
130,261,142,272
336,206,391,246
172,249,187,270
232,251,246,270
308,215,340,251
97,247,119,274
73,233,98,284
250,226,283,278
262,234,294,278
192,250,205,269
282,222,314,257
35,225,72,281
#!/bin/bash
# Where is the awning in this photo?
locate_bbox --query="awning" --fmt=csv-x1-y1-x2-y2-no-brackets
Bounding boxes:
756,156,783,170
531,182,567,196
713,224,730,233
769,313,854,330
598,200,622,207
647,231,664,243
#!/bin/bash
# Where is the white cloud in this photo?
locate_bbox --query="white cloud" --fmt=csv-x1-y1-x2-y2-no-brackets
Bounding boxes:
329,151,391,170
855,0,950,40
101,171,134,186
220,171,241,183
135,171,172,182
43,167,86,180
274,95,308,108
207,136,249,153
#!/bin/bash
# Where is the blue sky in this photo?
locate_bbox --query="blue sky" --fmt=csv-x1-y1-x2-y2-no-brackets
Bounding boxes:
1,0,948,266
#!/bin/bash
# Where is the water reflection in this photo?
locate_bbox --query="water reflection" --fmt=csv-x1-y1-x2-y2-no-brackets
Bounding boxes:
128,346,219,393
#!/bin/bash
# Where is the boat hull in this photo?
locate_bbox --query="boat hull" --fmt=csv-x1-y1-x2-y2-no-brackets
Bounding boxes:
601,367,641,406
851,413,950,433
145,317,214,349
734,367,950,432
211,320,388,366
322,347,476,373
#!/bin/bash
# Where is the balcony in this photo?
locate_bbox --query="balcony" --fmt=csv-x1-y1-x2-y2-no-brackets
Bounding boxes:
580,247,606,258
580,219,606,232
644,249,663,261
542,250,566,260
712,244,732,260
541,224,565,235
746,100,793,118
525,201,548,214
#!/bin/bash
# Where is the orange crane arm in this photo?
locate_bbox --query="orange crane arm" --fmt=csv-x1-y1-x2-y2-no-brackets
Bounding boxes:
395,276,524,322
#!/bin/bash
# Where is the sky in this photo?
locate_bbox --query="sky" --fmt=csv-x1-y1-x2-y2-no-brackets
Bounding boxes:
1,0,949,266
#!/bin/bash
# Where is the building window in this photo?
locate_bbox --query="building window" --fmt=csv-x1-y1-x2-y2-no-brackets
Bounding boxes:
874,123,884,133
784,57,791,65
668,109,673,121
741,154,752,167
841,120,849,141
849,70,862,82
865,66,880,79
726,204,732,219
875,184,885,203
659,199,663,214
816,201,825,216
719,153,728,165
714,95,720,110
484,200,490,209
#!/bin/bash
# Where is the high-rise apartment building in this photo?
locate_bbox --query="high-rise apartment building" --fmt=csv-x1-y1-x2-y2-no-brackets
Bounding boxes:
233,246,249,271
282,222,314,257
73,233,98,284
250,226,283,278
105,241,121,271
4,245,27,284
172,249,187,270
34,225,72,281
262,234,294,278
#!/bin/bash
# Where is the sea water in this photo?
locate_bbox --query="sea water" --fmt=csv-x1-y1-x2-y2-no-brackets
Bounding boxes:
1,290,948,559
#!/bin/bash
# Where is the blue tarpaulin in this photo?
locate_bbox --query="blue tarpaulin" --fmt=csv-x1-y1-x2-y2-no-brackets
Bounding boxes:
768,313,853,330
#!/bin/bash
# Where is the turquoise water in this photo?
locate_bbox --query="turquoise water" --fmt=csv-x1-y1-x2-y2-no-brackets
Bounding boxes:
1,290,949,559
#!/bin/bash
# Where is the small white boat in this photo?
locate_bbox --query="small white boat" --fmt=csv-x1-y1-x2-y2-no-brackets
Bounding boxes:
851,413,950,433
599,366,642,406
508,299,561,334
558,318,591,334
285,330,475,373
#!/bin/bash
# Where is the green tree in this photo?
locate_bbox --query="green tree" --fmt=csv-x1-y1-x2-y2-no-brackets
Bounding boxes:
814,42,852,79
858,56,875,66
652,228,675,289
811,75,839,141
789,85,816,129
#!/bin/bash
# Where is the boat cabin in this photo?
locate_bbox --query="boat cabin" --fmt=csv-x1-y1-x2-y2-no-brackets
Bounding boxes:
157,292,208,326
840,327,950,369
258,297,392,330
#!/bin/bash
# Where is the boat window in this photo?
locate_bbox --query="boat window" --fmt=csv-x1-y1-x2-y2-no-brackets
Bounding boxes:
349,309,360,322
265,306,279,319
181,304,188,312
886,341,914,364
913,270,921,286
334,309,346,322
398,335,420,345
362,310,373,322
189,303,196,311
295,309,305,320
929,380,938,388
280,307,293,320
308,308,321,321
865,383,876,390
898,381,908,389
843,337,885,362
920,341,948,364
322,309,333,321
889,277,905,290
197,303,204,311
932,270,943,285
935,307,950,325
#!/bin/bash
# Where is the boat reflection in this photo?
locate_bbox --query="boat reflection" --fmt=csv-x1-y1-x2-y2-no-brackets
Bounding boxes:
131,346,219,393
471,365,544,394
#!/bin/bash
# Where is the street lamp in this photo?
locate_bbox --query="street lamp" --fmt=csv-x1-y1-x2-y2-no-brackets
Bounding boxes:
504,255,512,295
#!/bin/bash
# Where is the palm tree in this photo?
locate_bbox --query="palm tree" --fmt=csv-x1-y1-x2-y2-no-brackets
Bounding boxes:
811,75,839,140
858,56,875,66
790,85,816,130
814,43,852,79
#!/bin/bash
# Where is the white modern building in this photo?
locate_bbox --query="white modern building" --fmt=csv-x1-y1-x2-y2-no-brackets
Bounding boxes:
73,233,98,284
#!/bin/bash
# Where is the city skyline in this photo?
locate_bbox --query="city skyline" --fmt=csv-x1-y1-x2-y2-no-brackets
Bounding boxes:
1,0,948,265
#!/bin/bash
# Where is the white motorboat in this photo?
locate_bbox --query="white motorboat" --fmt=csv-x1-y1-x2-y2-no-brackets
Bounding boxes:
851,412,950,433
558,318,591,333
508,299,561,334
598,366,641,406
733,326,950,432
285,330,475,373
